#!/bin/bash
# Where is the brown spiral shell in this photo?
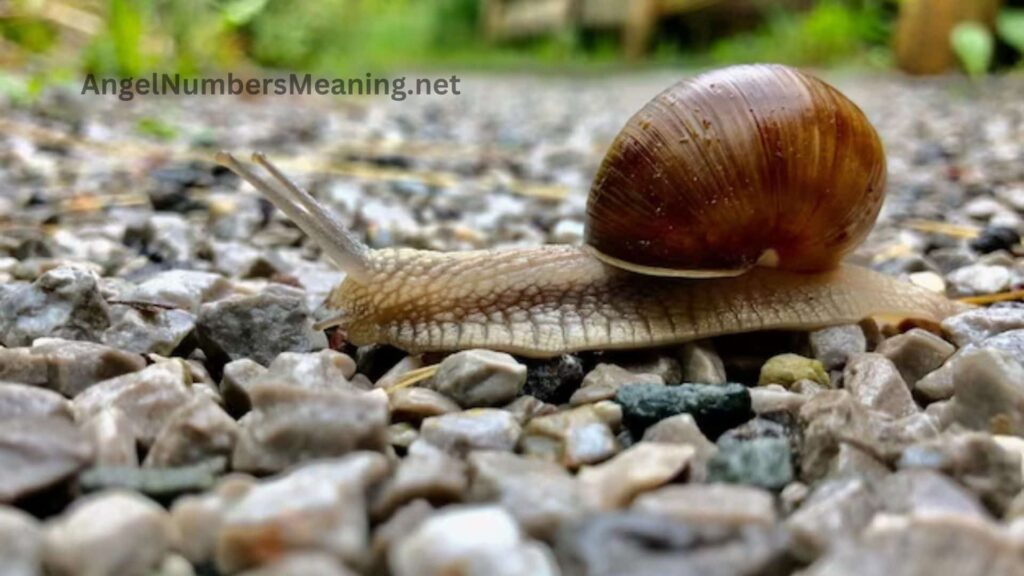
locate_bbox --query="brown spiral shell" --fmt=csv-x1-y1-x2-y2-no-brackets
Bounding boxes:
585,64,886,277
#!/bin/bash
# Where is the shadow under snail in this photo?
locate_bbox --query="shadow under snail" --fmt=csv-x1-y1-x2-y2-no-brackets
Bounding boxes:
216,64,966,358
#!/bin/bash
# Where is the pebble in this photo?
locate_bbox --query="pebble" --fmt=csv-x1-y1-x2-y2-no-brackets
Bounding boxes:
802,515,1023,576
196,285,327,366
640,413,716,480
468,450,582,538
758,354,829,388
570,363,663,406
420,409,522,456
102,304,196,356
144,396,238,467
876,329,955,386
554,512,793,576
0,266,111,347
216,453,389,572
843,353,918,418
390,505,559,576
632,484,776,527
941,306,1024,347
0,417,92,503
129,270,231,313
232,385,389,473
43,490,171,576
522,354,585,404
168,474,256,566
390,387,461,423
707,437,793,491
372,441,468,519
947,263,1012,296
504,394,558,424
971,226,1021,254
615,382,752,439
578,442,694,510
72,360,192,447
678,341,727,384
949,348,1024,435
0,347,47,388
809,325,866,371
522,404,618,467
29,338,147,397
78,458,225,502
0,505,43,576
368,500,433,574
428,349,526,407
749,385,807,415
80,407,139,467
218,358,267,415
236,552,356,576
785,477,879,561
878,468,989,519
0,382,71,420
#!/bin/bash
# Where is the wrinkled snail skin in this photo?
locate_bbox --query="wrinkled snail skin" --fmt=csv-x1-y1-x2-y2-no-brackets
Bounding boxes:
329,245,966,357
215,63,970,359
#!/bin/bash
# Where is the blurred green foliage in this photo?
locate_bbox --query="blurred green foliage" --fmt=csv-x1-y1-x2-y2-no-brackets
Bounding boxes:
952,21,995,77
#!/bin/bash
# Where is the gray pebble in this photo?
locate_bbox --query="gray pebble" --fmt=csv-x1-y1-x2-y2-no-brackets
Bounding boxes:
129,270,231,314
570,363,663,406
843,353,918,418
785,477,879,562
78,458,226,501
389,387,461,423
949,348,1024,435
0,417,93,503
0,266,111,347
520,405,618,468
102,305,196,356
29,338,146,397
429,350,526,408
678,341,727,384
809,325,866,371
0,505,43,576
632,484,776,527
80,407,139,467
578,442,694,510
420,409,521,456
941,306,1024,347
372,441,468,519
0,382,71,420
144,396,238,468
876,329,955,386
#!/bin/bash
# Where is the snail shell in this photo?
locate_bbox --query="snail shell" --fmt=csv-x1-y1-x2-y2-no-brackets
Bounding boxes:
587,64,886,277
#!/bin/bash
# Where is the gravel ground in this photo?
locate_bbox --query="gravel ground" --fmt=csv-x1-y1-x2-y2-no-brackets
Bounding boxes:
1,70,1024,576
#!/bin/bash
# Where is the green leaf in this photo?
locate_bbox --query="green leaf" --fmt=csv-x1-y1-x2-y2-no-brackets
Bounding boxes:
997,9,1024,54
951,21,993,77
222,0,269,26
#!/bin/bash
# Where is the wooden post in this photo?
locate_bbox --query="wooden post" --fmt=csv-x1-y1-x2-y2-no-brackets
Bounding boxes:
894,0,1003,75
623,0,659,59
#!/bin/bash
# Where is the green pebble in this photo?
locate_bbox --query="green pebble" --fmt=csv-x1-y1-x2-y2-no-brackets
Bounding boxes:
614,382,752,439
78,457,226,503
707,437,793,491
758,353,829,388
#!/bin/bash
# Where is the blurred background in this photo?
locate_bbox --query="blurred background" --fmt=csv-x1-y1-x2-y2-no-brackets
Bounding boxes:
2,0,1024,97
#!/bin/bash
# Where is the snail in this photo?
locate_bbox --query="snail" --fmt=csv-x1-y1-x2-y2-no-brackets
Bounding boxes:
216,64,966,358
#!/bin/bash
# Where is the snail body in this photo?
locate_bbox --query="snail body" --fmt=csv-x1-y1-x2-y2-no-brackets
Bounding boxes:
217,65,966,358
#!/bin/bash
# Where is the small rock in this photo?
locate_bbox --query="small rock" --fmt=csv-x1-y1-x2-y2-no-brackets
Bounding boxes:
216,453,389,572
102,305,196,356
428,349,526,407
503,394,557,424
632,484,776,527
43,491,171,576
578,442,694,510
758,354,828,388
29,338,147,397
129,270,231,313
615,383,752,439
219,358,267,416
618,353,684,385
232,385,388,473
707,437,793,491
640,413,717,481
947,264,1012,297
144,396,238,467
0,382,71,420
390,387,460,423
878,468,988,519
0,417,92,503
0,347,47,387
876,329,955,386
828,444,890,483
390,505,559,576
369,500,434,574
941,306,1024,347
196,285,327,366
554,512,794,576
236,552,357,576
78,458,226,501
809,325,866,371
785,477,879,561
254,349,357,390
520,405,618,468
970,226,1020,255
949,348,1024,435
388,422,418,449
749,385,807,415
169,474,256,566
372,441,468,519
843,353,918,418
468,450,582,539
0,505,43,576
571,363,663,406
80,407,138,467
0,266,110,347
72,360,192,447
420,409,521,456
678,341,727,384
802,515,1022,576
523,354,586,404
